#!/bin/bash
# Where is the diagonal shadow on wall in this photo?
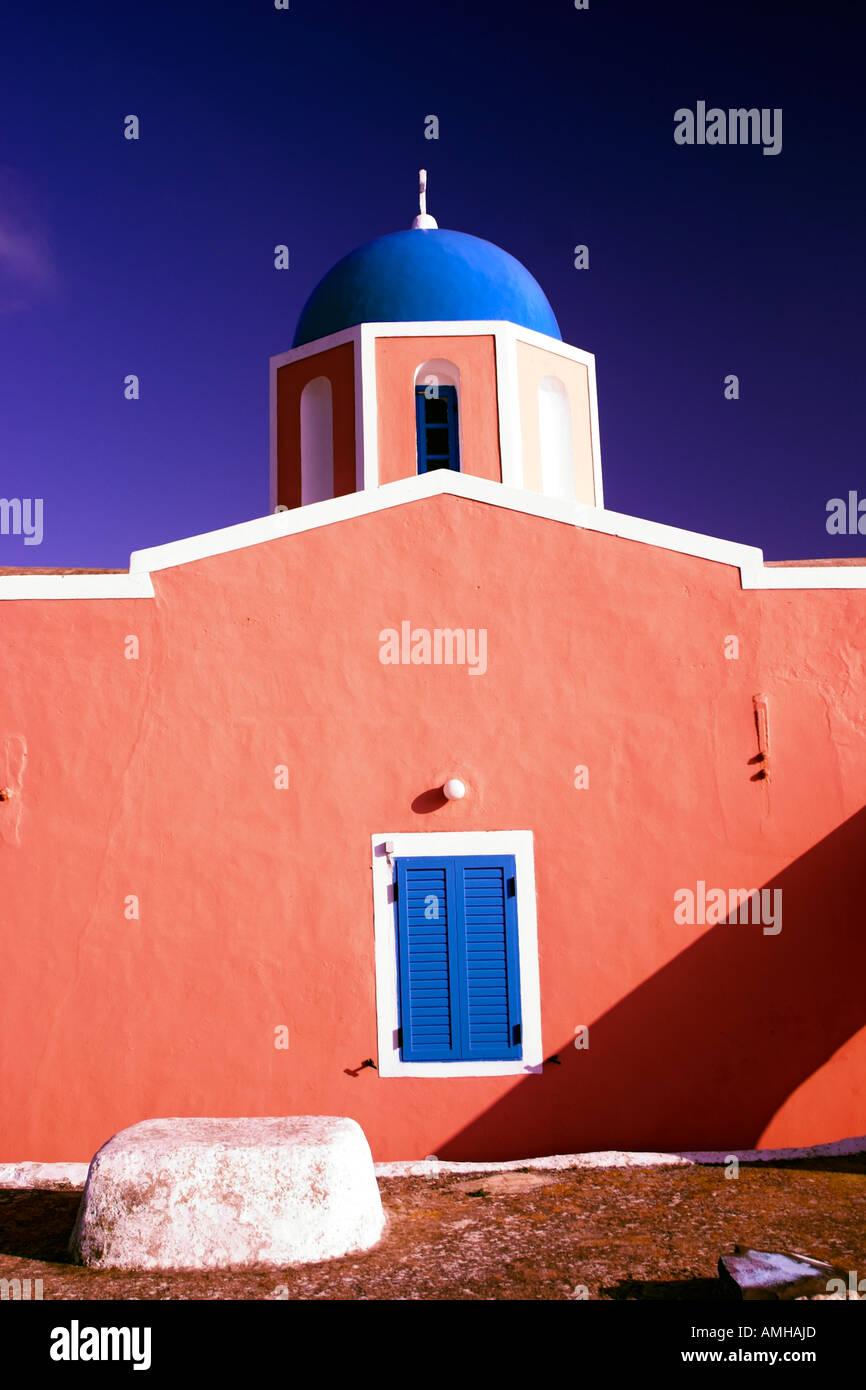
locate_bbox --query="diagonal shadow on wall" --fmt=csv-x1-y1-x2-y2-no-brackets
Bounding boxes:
437,805,866,1160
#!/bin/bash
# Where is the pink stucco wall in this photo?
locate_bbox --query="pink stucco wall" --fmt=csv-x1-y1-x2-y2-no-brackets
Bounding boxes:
2,493,864,1161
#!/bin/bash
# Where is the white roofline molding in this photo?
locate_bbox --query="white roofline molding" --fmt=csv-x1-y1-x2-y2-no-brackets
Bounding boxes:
127,473,866,589
269,323,361,372
739,564,866,590
0,572,155,601
2,473,864,598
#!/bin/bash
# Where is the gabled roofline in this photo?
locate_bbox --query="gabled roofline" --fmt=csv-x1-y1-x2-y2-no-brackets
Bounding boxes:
1,470,863,599
131,468,763,574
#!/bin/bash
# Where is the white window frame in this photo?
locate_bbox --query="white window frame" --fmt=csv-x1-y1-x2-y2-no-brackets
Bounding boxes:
371,829,543,1077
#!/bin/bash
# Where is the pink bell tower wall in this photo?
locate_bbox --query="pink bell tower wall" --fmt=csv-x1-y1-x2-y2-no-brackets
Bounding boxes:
275,341,356,509
374,335,501,485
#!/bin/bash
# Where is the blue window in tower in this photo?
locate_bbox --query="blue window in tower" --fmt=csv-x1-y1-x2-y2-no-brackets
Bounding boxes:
393,855,522,1062
415,385,460,473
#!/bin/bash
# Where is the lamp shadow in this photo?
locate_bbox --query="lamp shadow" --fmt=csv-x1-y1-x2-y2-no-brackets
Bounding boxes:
411,787,448,813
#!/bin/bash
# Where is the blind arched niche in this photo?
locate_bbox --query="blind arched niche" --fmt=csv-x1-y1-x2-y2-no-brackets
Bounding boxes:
300,376,334,504
538,375,575,501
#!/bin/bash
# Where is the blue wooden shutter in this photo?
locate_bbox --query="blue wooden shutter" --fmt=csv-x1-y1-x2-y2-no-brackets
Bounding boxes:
456,858,522,1060
395,855,521,1062
395,859,460,1060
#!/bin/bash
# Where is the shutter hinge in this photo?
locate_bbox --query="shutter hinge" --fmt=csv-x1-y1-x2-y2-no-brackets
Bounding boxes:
507,876,516,898
513,1023,522,1045
396,1027,403,1049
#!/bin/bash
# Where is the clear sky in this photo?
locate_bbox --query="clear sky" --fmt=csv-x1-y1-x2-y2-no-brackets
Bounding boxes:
1,0,863,566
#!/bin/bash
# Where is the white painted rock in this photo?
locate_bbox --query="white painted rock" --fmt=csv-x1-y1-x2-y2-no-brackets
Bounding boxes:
70,1117,385,1270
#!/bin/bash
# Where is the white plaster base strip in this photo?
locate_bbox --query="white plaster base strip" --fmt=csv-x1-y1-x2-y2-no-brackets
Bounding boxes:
678,1133,866,1165
0,1161,89,1188
374,1133,866,1177
376,1151,690,1177
2,1133,864,1188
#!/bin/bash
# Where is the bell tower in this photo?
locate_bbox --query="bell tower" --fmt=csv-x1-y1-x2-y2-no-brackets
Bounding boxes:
270,174,603,512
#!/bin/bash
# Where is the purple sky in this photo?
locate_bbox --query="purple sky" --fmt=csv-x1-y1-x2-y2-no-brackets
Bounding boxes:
1,0,863,567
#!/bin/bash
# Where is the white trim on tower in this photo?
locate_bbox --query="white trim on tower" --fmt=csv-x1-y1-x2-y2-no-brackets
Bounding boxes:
495,327,523,489
359,324,379,489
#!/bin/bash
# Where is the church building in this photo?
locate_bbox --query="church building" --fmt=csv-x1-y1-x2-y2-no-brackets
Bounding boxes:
2,175,864,1163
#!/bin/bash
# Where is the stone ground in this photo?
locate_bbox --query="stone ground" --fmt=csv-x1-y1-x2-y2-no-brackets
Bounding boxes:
1,1155,864,1300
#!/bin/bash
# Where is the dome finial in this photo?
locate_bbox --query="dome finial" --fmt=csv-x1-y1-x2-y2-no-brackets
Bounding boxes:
412,169,438,229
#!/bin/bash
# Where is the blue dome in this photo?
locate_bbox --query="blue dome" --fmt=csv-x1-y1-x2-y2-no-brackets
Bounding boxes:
292,228,561,346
